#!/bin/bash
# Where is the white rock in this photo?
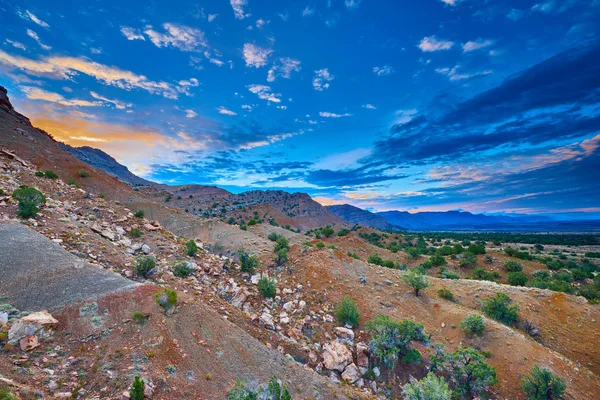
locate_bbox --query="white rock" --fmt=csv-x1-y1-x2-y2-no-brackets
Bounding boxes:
342,363,361,383
322,341,352,372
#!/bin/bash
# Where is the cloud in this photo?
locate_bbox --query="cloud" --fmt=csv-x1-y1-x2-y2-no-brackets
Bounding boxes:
312,68,334,91
418,36,454,52
217,106,237,116
255,18,266,28
439,0,460,5
89,91,132,109
185,109,198,118
120,27,145,41
17,10,50,28
0,49,197,99
306,165,405,187
143,23,207,52
319,111,352,118
20,86,102,107
5,39,26,51
247,84,281,102
208,14,218,22
26,29,51,50
506,8,525,21
462,38,494,52
363,104,376,109
242,43,272,67
394,109,418,124
230,0,249,19
302,6,315,17
267,57,301,82
435,65,493,81
373,65,395,76
345,0,361,10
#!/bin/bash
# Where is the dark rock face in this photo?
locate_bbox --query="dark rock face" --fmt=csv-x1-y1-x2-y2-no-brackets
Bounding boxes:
0,85,14,111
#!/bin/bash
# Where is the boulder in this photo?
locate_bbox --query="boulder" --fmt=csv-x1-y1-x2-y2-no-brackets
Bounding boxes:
322,341,352,372
9,311,58,344
231,287,251,308
342,363,361,383
356,341,369,368
335,327,355,341
259,312,275,330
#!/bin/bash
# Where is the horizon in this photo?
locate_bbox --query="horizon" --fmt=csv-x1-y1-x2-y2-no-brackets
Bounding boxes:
1,0,599,217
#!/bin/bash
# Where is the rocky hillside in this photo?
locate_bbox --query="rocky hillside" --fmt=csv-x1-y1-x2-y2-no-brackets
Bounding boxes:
326,204,399,231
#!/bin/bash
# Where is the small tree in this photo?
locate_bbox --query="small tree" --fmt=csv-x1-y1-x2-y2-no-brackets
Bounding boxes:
258,275,276,298
335,296,360,327
430,254,447,266
403,269,429,296
460,314,485,336
186,240,198,256
12,185,46,218
44,170,59,179
173,260,195,278
238,249,259,273
504,260,523,272
438,288,455,301
134,209,145,218
446,348,497,397
365,314,428,367
321,226,335,237
129,376,145,400
507,271,529,286
520,365,566,400
133,255,156,278
459,251,477,267
481,292,520,325
402,372,453,400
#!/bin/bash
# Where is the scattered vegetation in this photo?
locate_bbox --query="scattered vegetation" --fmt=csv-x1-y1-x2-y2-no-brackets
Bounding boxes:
228,377,291,400
185,240,198,256
438,288,455,301
77,170,90,178
504,260,524,272
130,228,142,238
173,260,195,278
129,376,145,400
403,269,429,296
520,365,566,400
481,292,519,326
335,296,360,327
155,288,177,311
460,314,485,336
365,315,428,367
44,169,59,179
12,185,46,218
132,312,148,325
134,209,145,218
133,255,156,278
402,372,453,400
237,249,259,273
273,236,289,266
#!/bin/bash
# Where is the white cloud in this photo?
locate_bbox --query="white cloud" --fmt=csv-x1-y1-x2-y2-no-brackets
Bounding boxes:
439,0,460,5
373,65,395,76
302,6,315,17
362,104,376,109
312,68,334,91
418,36,454,52
217,106,237,116
319,111,352,118
5,40,26,51
209,58,224,66
462,38,494,52
394,109,418,125
26,29,51,50
267,57,301,82
185,109,197,118
18,10,50,28
0,49,197,99
506,8,525,21
242,43,272,67
276,105,287,110
248,84,281,102
90,48,102,55
345,0,361,10
208,14,218,22
435,65,492,81
120,27,145,41
278,11,289,21
90,91,132,109
20,86,102,107
230,0,249,19
242,104,253,111
531,1,555,13
144,23,207,52
256,18,266,28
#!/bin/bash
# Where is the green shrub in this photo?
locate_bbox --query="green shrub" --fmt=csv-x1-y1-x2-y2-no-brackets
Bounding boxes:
459,251,477,267
12,185,46,218
439,267,460,280
335,296,360,327
44,170,58,179
34,171,44,177
321,226,335,237
248,219,257,226
185,240,198,256
268,232,284,242
228,377,291,400
258,275,276,298
67,177,77,186
402,372,452,400
0,388,17,400
403,269,429,296
173,260,195,278
132,312,148,325
365,315,428,367
77,170,90,178
520,365,566,400
507,271,529,286
130,228,142,238
504,260,523,272
368,253,384,266
133,255,156,278
460,314,485,336
134,209,145,218
446,348,497,397
481,292,519,325
129,376,145,400
438,288,455,301
382,259,396,269
315,241,325,248
238,249,259,273
430,254,447,266
155,288,177,310
273,236,289,266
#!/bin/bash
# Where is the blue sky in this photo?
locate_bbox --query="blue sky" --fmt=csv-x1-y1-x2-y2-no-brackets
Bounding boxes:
1,0,599,216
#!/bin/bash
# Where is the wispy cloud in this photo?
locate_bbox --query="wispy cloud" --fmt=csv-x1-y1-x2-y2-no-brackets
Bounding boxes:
230,0,249,19
345,0,361,10
302,6,315,17
5,39,26,51
185,109,197,118
90,91,132,109
20,86,101,107
17,10,50,28
363,104,376,109
26,29,51,50
248,84,281,102
120,27,145,41
313,68,334,91
462,38,494,52
243,43,272,67
144,23,207,52
217,106,237,116
418,36,454,52
373,65,395,76
439,0,460,6
435,65,492,80
319,111,352,118
267,57,301,82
